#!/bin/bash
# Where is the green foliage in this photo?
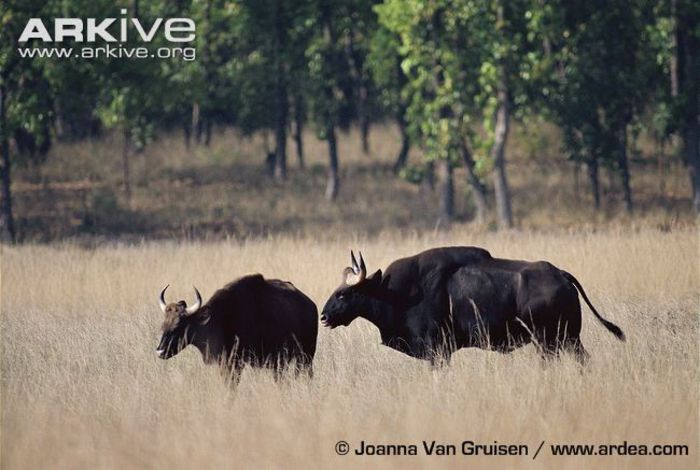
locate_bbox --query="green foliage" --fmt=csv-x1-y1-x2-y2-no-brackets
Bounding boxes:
544,0,666,168
376,0,543,178
1,0,56,164
366,25,403,114
0,0,693,210
400,163,426,185
649,0,700,142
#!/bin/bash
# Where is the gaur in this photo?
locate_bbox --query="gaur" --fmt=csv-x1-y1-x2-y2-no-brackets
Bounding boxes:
157,274,318,381
321,249,624,364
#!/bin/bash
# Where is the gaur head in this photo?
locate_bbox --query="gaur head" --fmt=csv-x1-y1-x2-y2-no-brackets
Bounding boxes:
156,285,208,359
320,251,383,328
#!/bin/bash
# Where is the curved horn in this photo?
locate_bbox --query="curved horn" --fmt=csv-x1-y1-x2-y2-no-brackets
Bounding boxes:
358,251,367,277
350,250,360,274
344,251,367,286
186,286,202,314
159,285,169,312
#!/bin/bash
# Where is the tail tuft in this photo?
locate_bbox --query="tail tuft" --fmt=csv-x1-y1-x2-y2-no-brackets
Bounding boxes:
600,318,626,342
563,270,626,342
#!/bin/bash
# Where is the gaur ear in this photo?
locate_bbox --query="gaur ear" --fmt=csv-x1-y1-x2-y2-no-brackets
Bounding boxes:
176,300,188,314
367,269,382,286
195,308,211,325
380,273,391,288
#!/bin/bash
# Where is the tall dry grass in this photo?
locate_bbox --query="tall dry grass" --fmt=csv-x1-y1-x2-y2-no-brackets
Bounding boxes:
1,228,698,469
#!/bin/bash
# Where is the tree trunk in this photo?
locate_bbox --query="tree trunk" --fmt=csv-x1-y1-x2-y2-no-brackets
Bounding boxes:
273,0,287,181
195,116,204,145
320,1,340,200
122,128,132,207
677,4,700,213
191,102,200,145
357,80,370,155
587,157,601,209
618,126,633,213
685,120,700,213
437,159,454,225
361,111,370,155
393,112,410,175
183,121,191,149
325,124,339,201
491,3,513,229
670,0,679,97
273,97,287,181
573,161,581,203
293,93,305,169
422,161,435,192
262,129,272,155
344,26,370,156
461,143,488,224
0,83,15,243
491,87,513,228
265,152,275,178
656,140,666,196
204,119,212,147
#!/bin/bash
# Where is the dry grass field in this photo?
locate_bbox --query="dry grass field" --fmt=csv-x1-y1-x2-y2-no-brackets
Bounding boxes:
2,228,698,469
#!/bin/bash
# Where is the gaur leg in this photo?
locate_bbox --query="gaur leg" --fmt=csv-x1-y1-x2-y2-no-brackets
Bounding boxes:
532,313,578,361
518,317,557,360
517,301,563,360
538,339,562,361
271,354,311,381
522,278,583,362
294,354,314,379
221,360,244,387
429,352,452,369
536,332,589,365
563,337,590,365
293,362,313,379
271,353,312,381
427,338,453,369
270,354,289,382
532,322,568,360
300,363,314,379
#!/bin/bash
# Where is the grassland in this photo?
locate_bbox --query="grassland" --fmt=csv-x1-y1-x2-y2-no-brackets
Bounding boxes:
2,124,698,469
2,228,698,469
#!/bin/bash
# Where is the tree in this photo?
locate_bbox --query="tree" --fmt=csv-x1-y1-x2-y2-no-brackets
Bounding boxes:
377,1,470,223
545,0,662,213
307,0,347,200
665,0,700,213
377,0,541,227
226,1,313,179
344,3,378,155
188,0,239,147
286,1,316,170
367,24,411,174
0,75,15,243
0,0,58,242
95,2,174,207
249,0,290,180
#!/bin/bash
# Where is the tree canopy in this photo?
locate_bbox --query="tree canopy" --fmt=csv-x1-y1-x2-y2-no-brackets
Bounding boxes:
0,0,697,241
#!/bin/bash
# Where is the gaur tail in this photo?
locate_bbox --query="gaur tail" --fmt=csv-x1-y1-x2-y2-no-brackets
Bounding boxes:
562,271,626,342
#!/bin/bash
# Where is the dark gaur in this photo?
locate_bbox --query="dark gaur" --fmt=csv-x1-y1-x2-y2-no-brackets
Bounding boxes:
156,275,318,382
320,247,625,365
